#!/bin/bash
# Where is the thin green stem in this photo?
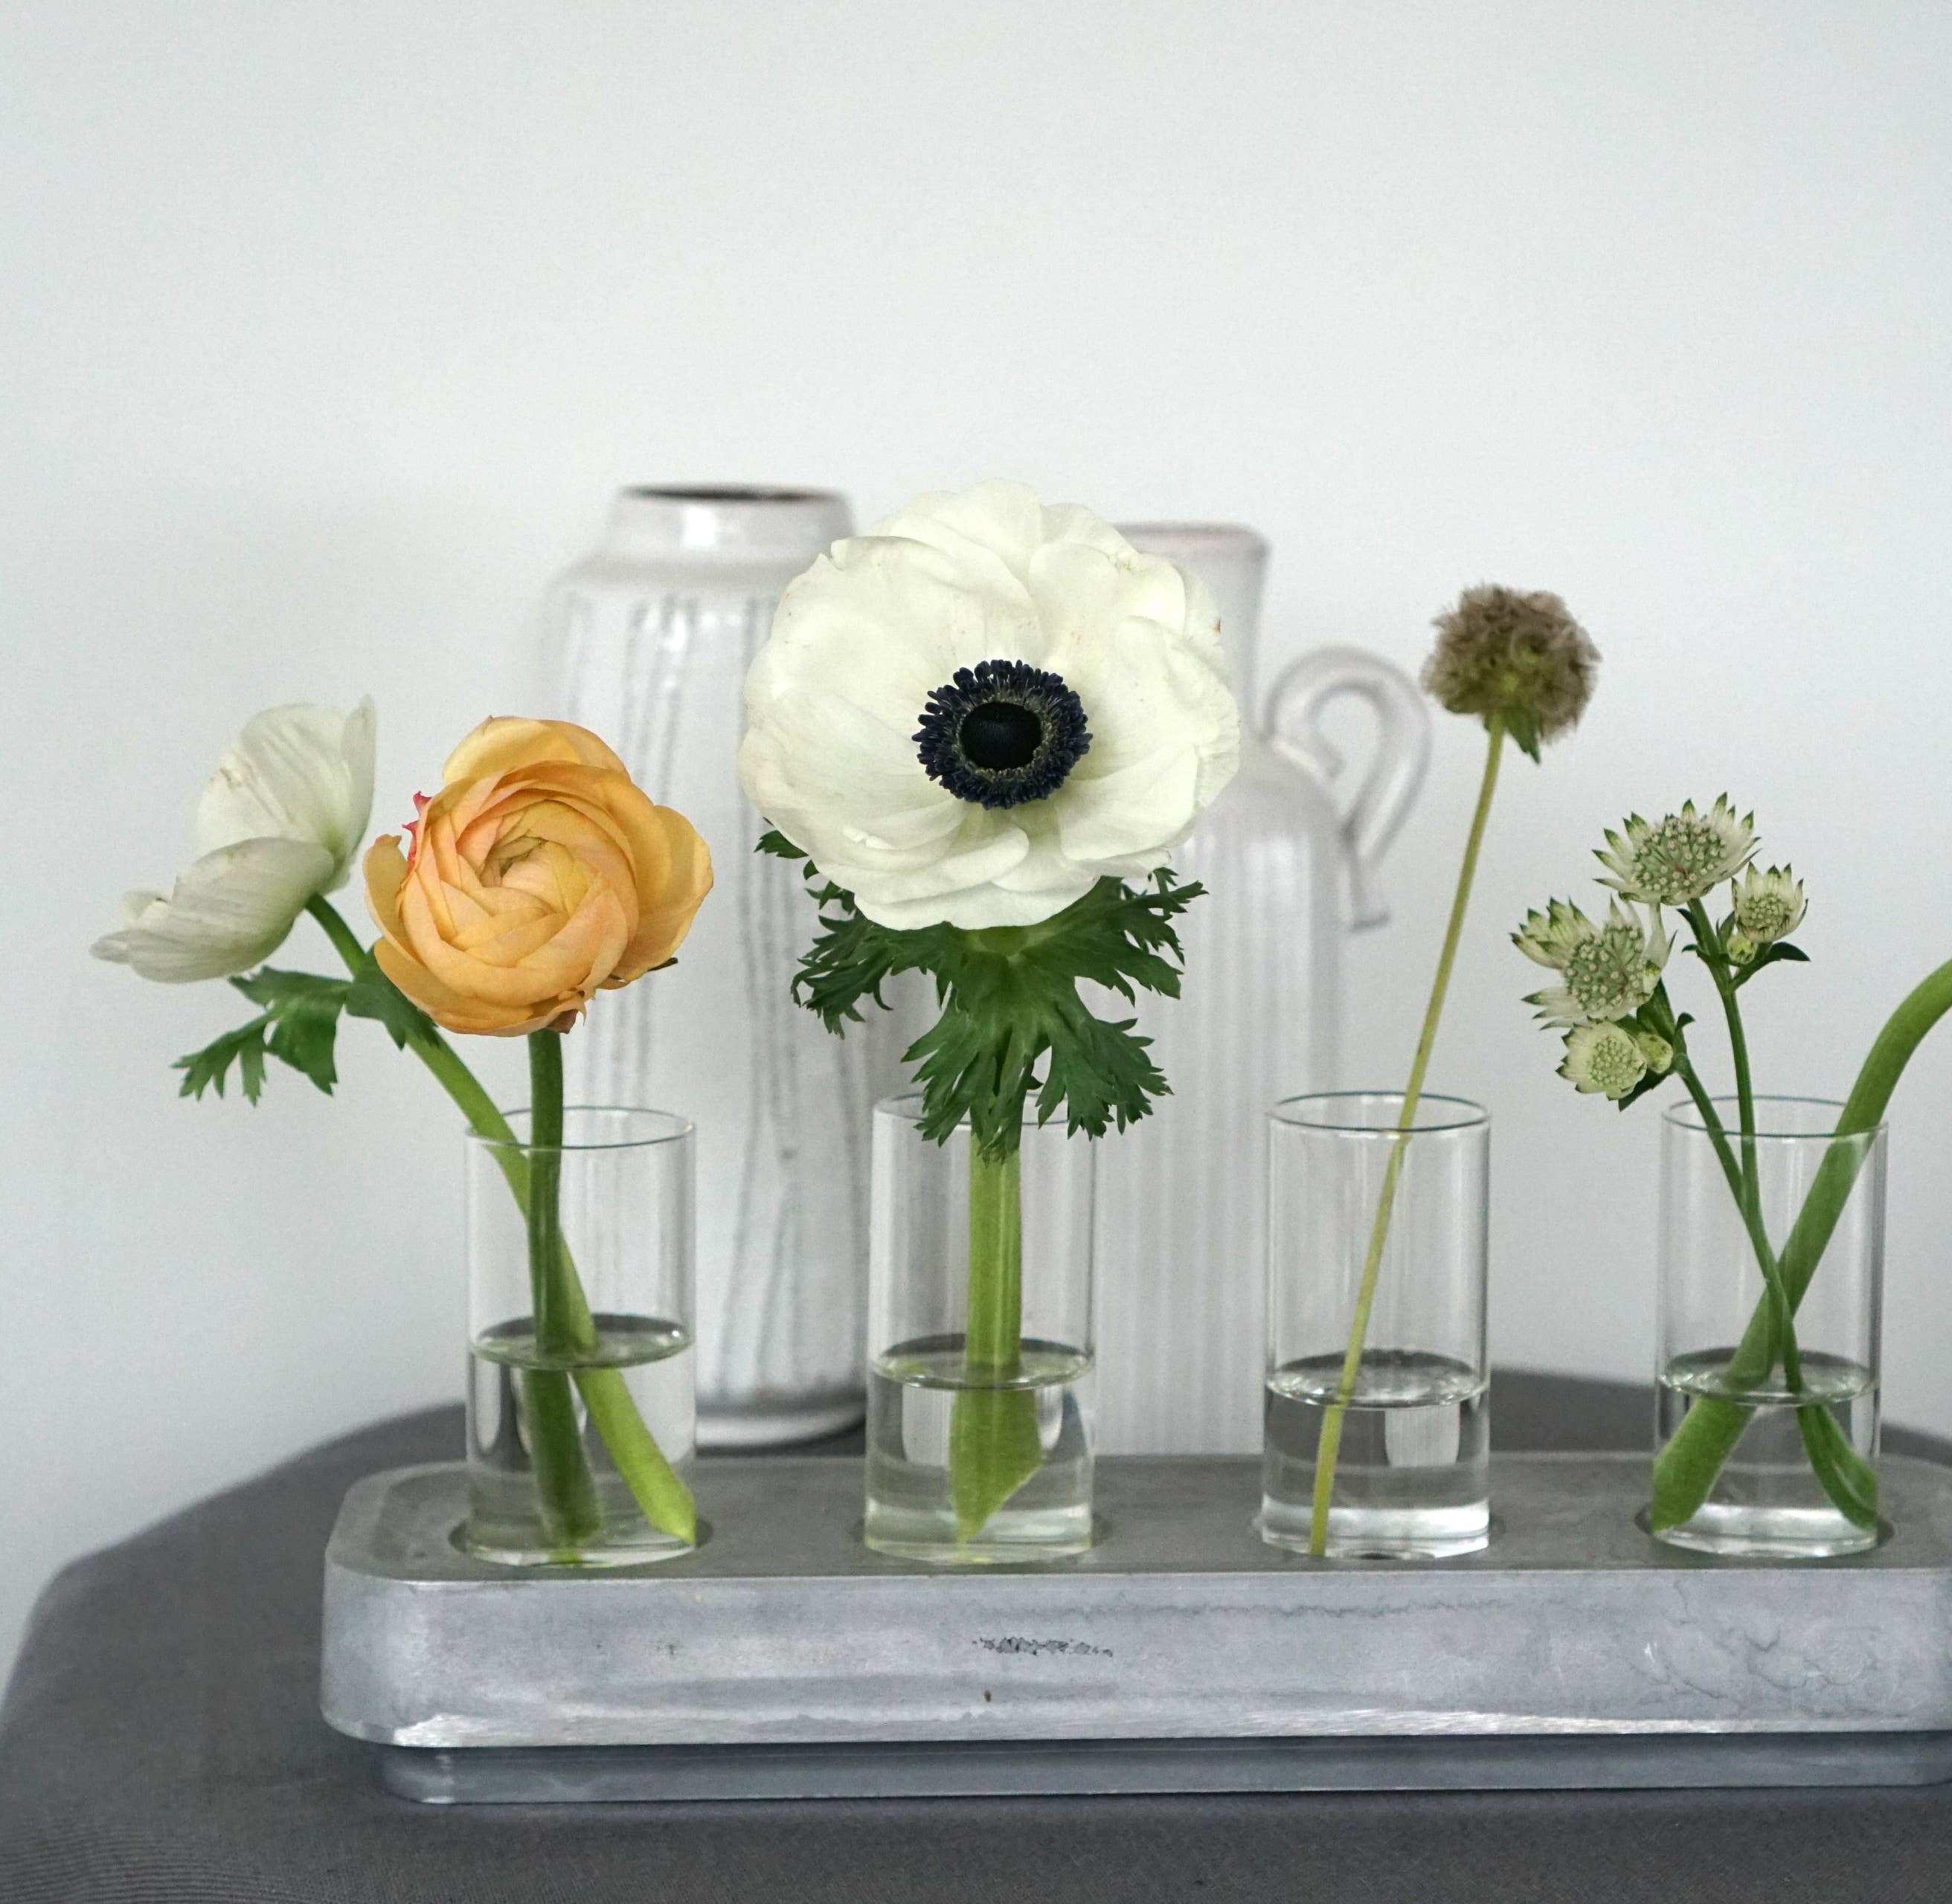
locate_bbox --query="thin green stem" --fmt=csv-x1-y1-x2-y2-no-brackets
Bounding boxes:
1309,714,1506,1557
521,1031,602,1547
1699,908,1805,1398
307,895,369,972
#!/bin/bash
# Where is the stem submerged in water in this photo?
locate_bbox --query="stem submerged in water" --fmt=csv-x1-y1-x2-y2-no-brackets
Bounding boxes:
1651,955,1952,1532
949,1139,1041,1541
1309,716,1506,1557
521,1032,603,1548
306,898,693,1549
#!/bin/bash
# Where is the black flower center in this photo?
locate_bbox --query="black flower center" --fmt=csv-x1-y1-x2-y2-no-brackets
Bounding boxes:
914,657,1092,810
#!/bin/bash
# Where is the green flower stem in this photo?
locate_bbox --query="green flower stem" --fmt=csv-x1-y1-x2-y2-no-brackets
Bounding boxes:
1682,909,1806,1396
304,898,694,1548
1669,1051,1805,1395
1309,713,1506,1557
949,1139,1041,1541
522,1032,603,1548
1651,954,1952,1531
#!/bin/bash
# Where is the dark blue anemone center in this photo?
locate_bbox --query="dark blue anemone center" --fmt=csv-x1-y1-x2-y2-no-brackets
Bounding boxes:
914,657,1092,810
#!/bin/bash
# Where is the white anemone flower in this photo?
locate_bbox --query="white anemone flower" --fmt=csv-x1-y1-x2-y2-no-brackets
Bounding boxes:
739,480,1242,930
1729,863,1807,964
1594,797,1756,908
1514,897,1669,1029
1558,1022,1651,1101
93,700,376,982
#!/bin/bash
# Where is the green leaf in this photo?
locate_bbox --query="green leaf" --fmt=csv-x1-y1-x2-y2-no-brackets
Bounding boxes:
756,828,813,864
344,951,436,1049
175,1018,273,1103
1733,940,1811,989
781,869,1204,1154
173,967,350,1102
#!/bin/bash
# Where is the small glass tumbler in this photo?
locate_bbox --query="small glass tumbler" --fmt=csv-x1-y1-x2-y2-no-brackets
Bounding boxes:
864,1095,1096,1563
1261,1093,1490,1558
465,1107,697,1566
1654,1096,1884,1558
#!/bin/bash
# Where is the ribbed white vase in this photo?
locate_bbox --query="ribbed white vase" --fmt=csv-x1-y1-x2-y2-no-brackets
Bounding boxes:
1092,525,1430,1454
531,486,895,1447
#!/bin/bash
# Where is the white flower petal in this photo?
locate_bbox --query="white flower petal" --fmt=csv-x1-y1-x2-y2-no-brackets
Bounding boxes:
92,837,335,982
194,698,376,890
739,482,1242,930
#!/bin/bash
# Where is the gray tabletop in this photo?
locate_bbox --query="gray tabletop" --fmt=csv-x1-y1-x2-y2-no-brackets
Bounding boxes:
6,1374,1952,1903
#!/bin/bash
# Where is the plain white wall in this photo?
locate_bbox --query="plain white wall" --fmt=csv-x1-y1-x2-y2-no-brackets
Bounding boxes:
4,1,1951,1673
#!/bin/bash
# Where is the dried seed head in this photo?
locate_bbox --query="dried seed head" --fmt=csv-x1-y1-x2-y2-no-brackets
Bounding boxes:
1422,585,1599,761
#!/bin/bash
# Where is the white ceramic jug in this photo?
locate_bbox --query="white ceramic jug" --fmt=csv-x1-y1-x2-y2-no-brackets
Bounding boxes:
530,486,899,1447
1094,524,1430,1453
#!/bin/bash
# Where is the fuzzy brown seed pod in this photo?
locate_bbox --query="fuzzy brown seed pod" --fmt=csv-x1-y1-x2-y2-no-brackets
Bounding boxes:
1422,585,1599,760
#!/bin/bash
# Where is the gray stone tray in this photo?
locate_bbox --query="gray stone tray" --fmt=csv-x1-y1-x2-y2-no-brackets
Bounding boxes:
320,1453,1952,1801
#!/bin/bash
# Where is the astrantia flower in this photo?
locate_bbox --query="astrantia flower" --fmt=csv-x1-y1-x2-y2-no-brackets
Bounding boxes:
739,480,1241,930
1558,1022,1650,1100
1422,585,1599,760
93,700,376,982
1595,797,1756,908
1514,897,1669,1028
1729,864,1806,964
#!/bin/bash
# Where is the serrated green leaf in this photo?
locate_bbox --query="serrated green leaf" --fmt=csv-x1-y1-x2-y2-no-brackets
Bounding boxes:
344,952,435,1049
176,1018,272,1103
264,989,346,1093
174,966,350,1103
756,828,812,865
776,861,1203,1155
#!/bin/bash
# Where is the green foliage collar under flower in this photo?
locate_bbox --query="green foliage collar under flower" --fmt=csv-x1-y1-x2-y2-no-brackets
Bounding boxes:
760,831,1197,1157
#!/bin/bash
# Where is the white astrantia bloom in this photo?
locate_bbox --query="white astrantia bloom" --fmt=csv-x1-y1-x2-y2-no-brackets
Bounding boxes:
93,699,376,982
1595,797,1756,908
739,480,1242,930
1729,863,1807,965
1514,897,1669,1029
1558,1021,1650,1100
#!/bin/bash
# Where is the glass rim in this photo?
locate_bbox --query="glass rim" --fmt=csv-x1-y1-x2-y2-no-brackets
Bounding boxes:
617,483,846,506
1269,1090,1489,1136
1663,1094,1885,1142
1116,519,1269,553
467,1104,694,1154
873,1090,1071,1133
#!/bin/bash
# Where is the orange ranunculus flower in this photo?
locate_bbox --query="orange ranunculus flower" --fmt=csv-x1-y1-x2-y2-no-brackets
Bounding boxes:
364,717,712,1037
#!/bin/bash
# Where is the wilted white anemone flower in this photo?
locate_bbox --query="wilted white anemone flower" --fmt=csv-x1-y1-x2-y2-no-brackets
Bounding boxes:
739,480,1241,930
1729,864,1807,964
1595,797,1756,909
1558,1021,1651,1100
1514,897,1669,1028
93,700,376,982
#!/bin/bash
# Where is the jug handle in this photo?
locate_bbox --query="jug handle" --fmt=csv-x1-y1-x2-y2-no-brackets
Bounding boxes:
1263,646,1431,930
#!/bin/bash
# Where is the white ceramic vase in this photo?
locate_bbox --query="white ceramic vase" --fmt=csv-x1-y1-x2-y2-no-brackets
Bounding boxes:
530,486,896,1447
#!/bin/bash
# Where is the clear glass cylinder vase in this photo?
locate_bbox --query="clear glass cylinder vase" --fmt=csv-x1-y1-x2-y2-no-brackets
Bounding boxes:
465,1107,697,1566
1654,1096,1884,1558
864,1096,1096,1563
1261,1093,1490,1558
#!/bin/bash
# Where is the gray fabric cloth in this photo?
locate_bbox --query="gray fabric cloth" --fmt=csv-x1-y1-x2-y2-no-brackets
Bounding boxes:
4,1377,1950,1903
